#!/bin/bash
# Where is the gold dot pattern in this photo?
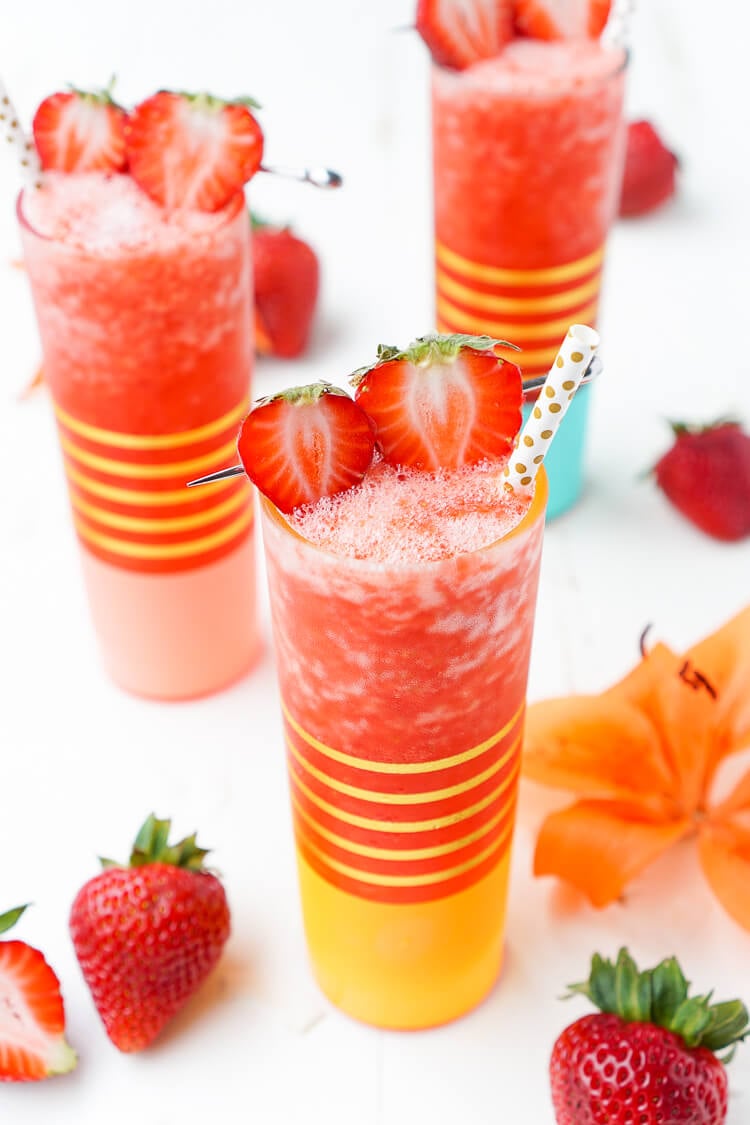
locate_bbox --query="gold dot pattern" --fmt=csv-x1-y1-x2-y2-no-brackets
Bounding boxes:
0,80,43,190
503,325,600,493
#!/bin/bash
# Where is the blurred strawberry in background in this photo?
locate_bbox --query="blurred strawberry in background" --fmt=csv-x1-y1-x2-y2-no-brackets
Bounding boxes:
252,217,320,358
619,120,679,217
652,420,750,542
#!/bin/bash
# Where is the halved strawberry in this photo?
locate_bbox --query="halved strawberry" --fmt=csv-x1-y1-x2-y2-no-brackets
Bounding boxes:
125,91,264,212
237,384,376,513
514,0,612,39
0,905,77,1082
416,0,515,69
351,334,522,471
32,86,127,172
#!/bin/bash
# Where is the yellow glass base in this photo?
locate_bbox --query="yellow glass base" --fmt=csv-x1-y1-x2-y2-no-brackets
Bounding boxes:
296,848,512,1030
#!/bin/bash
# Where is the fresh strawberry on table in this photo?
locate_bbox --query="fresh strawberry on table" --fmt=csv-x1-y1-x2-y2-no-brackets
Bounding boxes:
125,91,264,211
551,949,748,1125
0,904,77,1082
514,0,612,39
252,218,320,358
619,120,679,217
69,814,231,1052
351,333,522,471
237,384,375,513
652,419,750,541
416,0,515,69
32,85,127,172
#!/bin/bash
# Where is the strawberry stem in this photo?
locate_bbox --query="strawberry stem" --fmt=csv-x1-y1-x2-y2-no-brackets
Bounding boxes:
350,333,520,385
567,949,749,1055
99,814,212,872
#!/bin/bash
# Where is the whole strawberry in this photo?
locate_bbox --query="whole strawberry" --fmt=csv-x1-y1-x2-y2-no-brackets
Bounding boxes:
70,814,230,1052
652,419,750,541
252,218,320,358
551,949,748,1125
619,120,678,217
0,905,77,1081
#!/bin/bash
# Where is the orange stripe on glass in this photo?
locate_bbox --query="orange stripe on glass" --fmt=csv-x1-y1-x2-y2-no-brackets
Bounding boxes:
60,433,237,480
282,697,524,775
64,461,237,507
435,242,604,286
53,398,249,450
436,269,601,315
295,818,513,889
290,757,521,834
69,487,248,534
291,791,513,862
286,730,522,806
73,507,253,561
436,296,599,341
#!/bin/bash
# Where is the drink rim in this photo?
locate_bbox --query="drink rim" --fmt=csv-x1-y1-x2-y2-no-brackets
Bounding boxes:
16,177,246,250
261,464,548,571
430,44,630,82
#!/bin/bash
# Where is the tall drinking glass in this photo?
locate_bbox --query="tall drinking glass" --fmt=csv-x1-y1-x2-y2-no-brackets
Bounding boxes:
20,174,259,699
261,468,547,1029
432,40,626,518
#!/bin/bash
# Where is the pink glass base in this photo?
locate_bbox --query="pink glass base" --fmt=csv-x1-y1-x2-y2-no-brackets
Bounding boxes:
79,536,261,701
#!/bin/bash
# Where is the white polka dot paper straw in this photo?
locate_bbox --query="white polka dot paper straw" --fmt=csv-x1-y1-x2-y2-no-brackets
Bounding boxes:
602,0,636,48
0,78,44,191
503,324,600,493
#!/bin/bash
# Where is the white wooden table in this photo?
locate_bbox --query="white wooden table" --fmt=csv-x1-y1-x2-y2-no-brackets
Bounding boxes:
1,1,748,1120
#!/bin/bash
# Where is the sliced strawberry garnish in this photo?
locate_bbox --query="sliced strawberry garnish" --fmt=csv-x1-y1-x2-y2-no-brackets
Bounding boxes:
416,0,515,69
514,0,612,39
0,906,76,1082
32,87,127,172
352,334,522,471
125,91,264,212
237,384,376,513
619,120,679,218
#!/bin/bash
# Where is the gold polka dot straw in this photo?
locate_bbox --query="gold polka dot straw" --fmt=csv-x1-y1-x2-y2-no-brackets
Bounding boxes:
504,324,600,492
0,79,44,191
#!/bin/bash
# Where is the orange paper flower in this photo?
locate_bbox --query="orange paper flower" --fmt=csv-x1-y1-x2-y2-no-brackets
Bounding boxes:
522,605,750,930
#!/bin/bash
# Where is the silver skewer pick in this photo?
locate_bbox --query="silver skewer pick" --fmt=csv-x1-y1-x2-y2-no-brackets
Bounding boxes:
186,465,246,488
185,357,602,488
521,353,602,394
259,164,343,189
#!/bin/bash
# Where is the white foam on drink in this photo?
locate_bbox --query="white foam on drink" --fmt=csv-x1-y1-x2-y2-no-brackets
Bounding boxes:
447,39,626,97
22,171,235,253
288,459,532,567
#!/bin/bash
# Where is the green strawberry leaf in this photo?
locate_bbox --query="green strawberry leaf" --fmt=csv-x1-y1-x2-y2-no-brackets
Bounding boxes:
0,904,29,936
701,1001,750,1053
670,996,713,1049
651,956,689,1027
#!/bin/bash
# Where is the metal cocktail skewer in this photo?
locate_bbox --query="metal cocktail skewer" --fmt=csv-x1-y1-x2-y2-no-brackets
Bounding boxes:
259,164,343,189
186,355,603,488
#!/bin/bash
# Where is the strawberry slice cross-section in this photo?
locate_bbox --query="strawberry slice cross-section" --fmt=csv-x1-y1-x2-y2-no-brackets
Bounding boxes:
125,91,264,212
0,906,76,1082
416,0,515,69
237,384,376,514
32,86,127,173
351,333,523,472
514,0,612,40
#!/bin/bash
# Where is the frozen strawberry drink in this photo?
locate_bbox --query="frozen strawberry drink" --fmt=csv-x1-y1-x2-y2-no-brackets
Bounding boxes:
262,461,545,1028
431,37,626,516
237,336,549,1028
20,171,259,698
